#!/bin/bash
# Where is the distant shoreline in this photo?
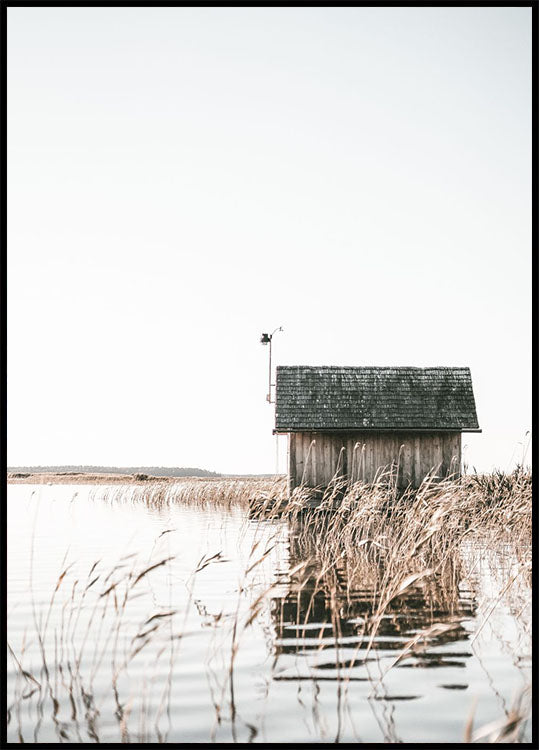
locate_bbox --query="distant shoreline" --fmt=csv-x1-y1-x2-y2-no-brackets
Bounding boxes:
7,472,279,485
8,472,191,484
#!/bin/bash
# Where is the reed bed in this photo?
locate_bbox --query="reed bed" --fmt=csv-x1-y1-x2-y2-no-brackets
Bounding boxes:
123,466,532,712
94,476,289,513
7,549,183,743
95,466,531,653
104,465,531,570
8,467,532,743
285,465,531,570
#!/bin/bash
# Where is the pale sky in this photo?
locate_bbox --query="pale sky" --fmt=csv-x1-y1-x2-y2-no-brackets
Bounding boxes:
7,7,532,474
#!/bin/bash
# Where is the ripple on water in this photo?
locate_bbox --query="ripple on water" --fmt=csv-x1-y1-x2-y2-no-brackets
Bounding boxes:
7,483,532,744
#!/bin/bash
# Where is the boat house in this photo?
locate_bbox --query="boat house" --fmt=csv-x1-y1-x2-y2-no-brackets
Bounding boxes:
274,366,480,491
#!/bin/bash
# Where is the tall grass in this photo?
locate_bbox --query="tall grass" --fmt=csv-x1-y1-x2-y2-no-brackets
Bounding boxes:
95,476,288,513
119,465,532,738
107,465,531,569
96,466,531,666
8,467,531,743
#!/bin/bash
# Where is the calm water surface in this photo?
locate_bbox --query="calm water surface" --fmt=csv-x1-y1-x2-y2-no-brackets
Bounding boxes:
7,484,531,743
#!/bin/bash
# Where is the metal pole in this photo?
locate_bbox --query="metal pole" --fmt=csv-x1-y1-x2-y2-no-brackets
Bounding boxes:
261,326,282,404
268,336,272,402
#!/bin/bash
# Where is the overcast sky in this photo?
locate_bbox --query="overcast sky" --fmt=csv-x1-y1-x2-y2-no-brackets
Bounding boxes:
8,7,532,474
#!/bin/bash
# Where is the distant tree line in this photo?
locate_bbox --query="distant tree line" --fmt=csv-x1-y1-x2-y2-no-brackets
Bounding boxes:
7,465,222,478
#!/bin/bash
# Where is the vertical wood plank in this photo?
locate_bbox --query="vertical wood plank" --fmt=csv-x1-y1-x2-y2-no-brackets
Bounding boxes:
419,434,427,482
402,434,413,488
369,435,375,481
348,438,356,483
441,433,449,477
455,433,462,478
395,434,402,485
324,434,332,486
288,433,296,493
427,434,435,478
330,434,336,485
447,433,461,478
421,434,432,477
296,432,305,486
438,433,444,476
311,433,317,487
339,438,347,479
362,435,367,481
317,433,324,486
302,432,308,486
429,433,437,476
368,435,375,482
309,433,314,485
417,434,422,482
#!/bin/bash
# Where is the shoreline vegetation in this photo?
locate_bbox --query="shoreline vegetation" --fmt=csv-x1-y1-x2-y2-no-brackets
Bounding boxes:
6,465,532,555
7,472,231,484
7,465,532,742
7,465,222,480
97,465,532,550
7,468,278,484
7,466,531,566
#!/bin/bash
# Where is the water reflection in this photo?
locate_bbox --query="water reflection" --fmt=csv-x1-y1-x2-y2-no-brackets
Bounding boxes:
7,485,531,744
269,527,477,687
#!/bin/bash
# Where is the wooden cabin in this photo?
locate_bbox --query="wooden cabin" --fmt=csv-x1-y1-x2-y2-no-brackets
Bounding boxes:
274,366,480,492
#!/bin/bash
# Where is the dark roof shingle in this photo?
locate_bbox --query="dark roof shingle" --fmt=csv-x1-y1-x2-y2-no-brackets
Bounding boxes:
275,366,480,432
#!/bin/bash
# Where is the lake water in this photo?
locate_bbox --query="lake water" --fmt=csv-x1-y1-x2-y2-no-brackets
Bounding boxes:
7,484,532,743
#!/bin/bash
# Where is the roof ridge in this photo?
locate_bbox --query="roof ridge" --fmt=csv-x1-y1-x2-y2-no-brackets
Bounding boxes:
276,365,471,371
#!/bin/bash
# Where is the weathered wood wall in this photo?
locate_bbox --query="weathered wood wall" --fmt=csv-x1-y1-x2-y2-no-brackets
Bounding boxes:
287,431,461,491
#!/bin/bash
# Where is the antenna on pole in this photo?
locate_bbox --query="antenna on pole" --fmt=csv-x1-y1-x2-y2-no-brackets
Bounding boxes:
259,327,283,404
260,327,284,476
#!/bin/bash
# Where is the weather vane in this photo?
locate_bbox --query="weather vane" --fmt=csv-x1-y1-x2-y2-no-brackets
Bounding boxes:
260,327,283,403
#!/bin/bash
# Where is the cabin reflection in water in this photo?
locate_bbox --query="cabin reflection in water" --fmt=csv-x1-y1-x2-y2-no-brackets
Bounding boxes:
269,535,477,681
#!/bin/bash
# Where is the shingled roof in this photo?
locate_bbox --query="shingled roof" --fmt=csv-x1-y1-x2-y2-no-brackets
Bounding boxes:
275,366,480,432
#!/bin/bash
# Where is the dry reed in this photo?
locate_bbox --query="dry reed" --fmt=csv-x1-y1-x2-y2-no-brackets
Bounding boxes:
8,466,531,743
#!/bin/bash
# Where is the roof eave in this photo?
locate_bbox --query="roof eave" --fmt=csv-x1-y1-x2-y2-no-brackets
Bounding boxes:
273,427,482,434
